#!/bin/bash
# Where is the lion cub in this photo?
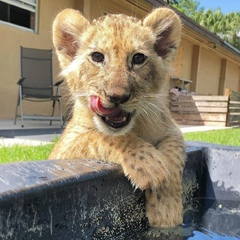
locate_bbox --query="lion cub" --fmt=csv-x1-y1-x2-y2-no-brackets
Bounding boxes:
50,7,185,228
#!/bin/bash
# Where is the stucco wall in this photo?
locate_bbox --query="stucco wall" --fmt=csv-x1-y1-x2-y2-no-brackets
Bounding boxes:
0,0,83,120
84,0,151,19
181,39,193,80
1,0,240,120
225,61,240,91
171,44,184,78
197,48,221,95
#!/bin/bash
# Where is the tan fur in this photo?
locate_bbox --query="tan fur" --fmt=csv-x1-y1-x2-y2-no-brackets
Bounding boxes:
50,8,185,228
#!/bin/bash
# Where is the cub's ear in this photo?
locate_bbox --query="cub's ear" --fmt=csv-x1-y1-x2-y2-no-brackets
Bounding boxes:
52,9,90,68
143,8,181,60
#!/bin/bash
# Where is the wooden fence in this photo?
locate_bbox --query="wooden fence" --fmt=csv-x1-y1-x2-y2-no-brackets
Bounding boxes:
228,90,240,126
170,90,240,126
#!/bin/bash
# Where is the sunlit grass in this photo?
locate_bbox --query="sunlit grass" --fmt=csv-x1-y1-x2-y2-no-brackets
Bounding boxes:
0,129,239,164
0,137,58,164
183,128,240,146
0,143,55,164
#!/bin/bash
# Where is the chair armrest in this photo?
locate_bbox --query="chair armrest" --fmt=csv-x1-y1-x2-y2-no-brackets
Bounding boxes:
54,79,64,87
17,78,25,85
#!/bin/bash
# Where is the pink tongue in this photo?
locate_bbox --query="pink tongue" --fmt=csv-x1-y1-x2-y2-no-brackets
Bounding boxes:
90,95,123,118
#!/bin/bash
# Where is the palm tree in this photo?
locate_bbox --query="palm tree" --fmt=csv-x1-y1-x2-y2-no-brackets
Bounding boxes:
171,0,240,50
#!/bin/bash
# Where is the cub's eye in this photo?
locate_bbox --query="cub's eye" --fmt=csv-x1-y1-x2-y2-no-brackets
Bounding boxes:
91,52,105,63
132,53,147,65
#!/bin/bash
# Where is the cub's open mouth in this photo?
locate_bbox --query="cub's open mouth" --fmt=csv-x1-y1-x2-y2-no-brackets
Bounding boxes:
90,95,132,129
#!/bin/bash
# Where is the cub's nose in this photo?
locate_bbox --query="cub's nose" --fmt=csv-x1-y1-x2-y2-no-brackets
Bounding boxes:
108,94,130,104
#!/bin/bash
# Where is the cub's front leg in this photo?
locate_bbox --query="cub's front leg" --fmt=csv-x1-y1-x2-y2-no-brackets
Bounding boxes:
119,135,170,190
146,133,185,228
50,130,168,191
50,128,185,228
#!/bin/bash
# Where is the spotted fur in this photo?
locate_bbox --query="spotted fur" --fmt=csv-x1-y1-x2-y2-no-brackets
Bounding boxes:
49,8,185,228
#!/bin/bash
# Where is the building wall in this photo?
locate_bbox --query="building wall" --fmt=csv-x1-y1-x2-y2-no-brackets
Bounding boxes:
225,61,240,92
0,0,83,120
84,0,151,19
1,0,240,120
197,48,221,95
171,45,184,78
176,35,240,96
180,39,193,80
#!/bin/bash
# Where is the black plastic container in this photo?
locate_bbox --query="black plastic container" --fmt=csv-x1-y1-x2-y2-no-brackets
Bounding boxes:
0,142,239,239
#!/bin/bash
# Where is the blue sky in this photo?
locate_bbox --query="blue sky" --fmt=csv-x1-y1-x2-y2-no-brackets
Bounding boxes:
198,0,240,14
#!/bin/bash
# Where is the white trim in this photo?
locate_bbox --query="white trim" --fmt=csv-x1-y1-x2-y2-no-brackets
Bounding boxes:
1,0,37,12
0,20,34,33
0,0,38,32
34,0,38,33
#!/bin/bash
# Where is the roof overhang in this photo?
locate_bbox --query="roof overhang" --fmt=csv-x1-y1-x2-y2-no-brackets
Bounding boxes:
146,0,240,62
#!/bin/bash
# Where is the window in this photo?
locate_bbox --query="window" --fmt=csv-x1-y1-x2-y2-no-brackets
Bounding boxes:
0,0,38,32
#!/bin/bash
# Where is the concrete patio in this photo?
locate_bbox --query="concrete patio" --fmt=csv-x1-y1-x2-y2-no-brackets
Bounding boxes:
0,120,231,147
0,120,63,146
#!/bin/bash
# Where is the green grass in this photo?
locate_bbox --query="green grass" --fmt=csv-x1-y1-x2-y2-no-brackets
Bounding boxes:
0,143,55,164
0,129,239,164
183,128,240,146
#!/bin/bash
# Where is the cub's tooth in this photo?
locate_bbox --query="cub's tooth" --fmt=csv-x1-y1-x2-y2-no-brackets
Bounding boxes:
123,117,126,122
106,116,109,121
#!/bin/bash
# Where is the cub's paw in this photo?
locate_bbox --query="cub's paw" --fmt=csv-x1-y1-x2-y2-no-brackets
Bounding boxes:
147,206,182,228
146,188,183,228
121,150,168,190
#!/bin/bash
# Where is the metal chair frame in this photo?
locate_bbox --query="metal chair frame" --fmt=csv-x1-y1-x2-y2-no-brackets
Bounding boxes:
14,47,64,127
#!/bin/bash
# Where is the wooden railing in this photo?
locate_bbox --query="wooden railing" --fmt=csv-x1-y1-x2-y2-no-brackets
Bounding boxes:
227,90,240,126
170,89,240,126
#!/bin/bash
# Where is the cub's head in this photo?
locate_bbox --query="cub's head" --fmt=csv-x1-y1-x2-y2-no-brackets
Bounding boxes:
53,8,181,135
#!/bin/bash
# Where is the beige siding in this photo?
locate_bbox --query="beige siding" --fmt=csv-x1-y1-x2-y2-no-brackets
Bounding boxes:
0,0,240,120
85,0,151,19
196,48,221,95
0,0,83,119
171,45,184,77
225,61,240,91
180,39,193,80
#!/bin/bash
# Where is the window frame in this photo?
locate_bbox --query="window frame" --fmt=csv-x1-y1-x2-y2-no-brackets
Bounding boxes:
0,0,38,33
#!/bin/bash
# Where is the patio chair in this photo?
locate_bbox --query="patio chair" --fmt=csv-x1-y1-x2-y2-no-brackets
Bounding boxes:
14,46,64,127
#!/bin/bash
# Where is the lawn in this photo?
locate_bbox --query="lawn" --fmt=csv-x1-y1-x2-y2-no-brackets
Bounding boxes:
0,128,239,164
183,128,240,146
0,143,55,164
